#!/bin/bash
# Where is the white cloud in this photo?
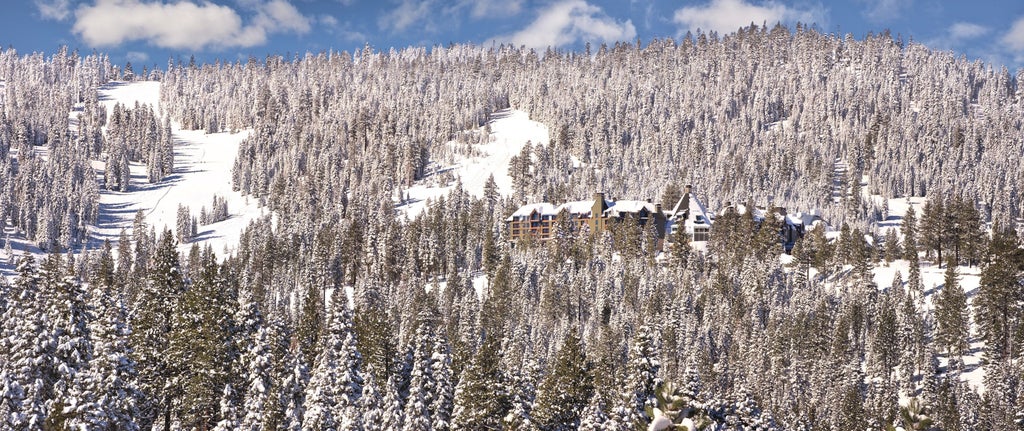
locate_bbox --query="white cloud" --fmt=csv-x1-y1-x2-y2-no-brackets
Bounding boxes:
673,0,824,35
859,0,910,23
319,15,366,42
126,51,149,63
320,14,339,27
949,22,988,40
379,0,435,33
458,0,524,19
71,0,312,50
35,0,72,21
492,0,636,50
1003,17,1024,53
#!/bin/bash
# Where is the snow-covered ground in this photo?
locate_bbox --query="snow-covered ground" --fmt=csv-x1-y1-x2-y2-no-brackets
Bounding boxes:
397,108,549,218
90,81,266,257
1,81,266,273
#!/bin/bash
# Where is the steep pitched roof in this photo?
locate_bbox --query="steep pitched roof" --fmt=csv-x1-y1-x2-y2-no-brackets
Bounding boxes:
682,192,713,228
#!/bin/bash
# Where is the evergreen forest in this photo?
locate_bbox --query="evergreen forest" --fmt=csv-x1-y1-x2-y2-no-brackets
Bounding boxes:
1,24,1024,430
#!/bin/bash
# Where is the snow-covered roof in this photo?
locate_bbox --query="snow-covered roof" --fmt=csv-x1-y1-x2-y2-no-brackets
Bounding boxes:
733,204,767,221
604,200,657,217
558,200,596,215
786,211,823,227
683,193,713,228
506,203,557,221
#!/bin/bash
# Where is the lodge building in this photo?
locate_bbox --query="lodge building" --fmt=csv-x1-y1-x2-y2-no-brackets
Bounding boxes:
505,185,821,250
505,192,666,243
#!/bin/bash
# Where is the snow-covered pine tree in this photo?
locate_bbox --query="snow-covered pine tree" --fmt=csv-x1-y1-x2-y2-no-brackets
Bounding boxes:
531,331,594,431
359,372,385,431
1,253,49,429
42,252,93,430
451,333,508,429
611,324,661,428
302,288,364,430
935,255,969,362
132,229,184,430
212,384,240,431
280,349,309,431
69,279,140,431
402,323,438,431
239,324,275,430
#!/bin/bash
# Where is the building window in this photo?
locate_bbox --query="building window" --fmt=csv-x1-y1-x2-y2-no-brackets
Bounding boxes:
693,227,710,242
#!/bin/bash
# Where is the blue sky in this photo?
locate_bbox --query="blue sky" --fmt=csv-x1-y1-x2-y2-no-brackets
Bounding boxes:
4,0,1024,70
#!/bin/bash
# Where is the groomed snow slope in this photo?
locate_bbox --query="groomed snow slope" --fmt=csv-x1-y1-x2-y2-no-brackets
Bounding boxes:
0,81,266,273
90,81,266,256
397,108,549,218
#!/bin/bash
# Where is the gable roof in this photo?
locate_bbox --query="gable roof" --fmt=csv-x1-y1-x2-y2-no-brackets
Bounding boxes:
558,200,596,216
506,203,557,221
604,200,657,217
680,192,713,228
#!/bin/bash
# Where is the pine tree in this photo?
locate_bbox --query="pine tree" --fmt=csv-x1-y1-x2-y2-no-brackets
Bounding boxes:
974,225,1024,363
132,229,184,431
869,293,899,380
451,333,509,429
281,350,310,431
68,281,140,431
402,322,439,431
239,324,276,431
615,324,661,428
2,253,50,429
297,282,325,365
359,373,386,431
167,250,232,429
503,356,539,431
44,253,93,430
430,333,454,431
303,288,364,431
531,331,594,431
920,198,946,265
902,205,919,261
212,384,240,431
381,375,405,431
935,255,970,361
577,394,611,431
883,228,901,265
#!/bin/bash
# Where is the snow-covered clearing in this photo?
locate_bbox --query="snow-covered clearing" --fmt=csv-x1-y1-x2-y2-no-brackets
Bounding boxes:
91,81,265,257
1,81,265,274
397,108,549,218
871,259,986,392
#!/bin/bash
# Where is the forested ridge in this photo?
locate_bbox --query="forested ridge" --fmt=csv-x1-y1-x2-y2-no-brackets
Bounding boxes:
1,23,1024,430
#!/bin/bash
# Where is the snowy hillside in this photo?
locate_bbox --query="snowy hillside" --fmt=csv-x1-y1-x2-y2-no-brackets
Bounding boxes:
0,81,266,273
91,81,266,256
397,108,549,218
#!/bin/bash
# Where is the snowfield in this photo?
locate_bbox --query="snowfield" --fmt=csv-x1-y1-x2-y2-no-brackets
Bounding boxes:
397,108,549,218
1,81,266,274
90,81,267,257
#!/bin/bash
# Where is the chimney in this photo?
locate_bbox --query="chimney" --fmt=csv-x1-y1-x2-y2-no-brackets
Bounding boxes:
655,203,662,213
685,184,693,195
647,198,652,203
